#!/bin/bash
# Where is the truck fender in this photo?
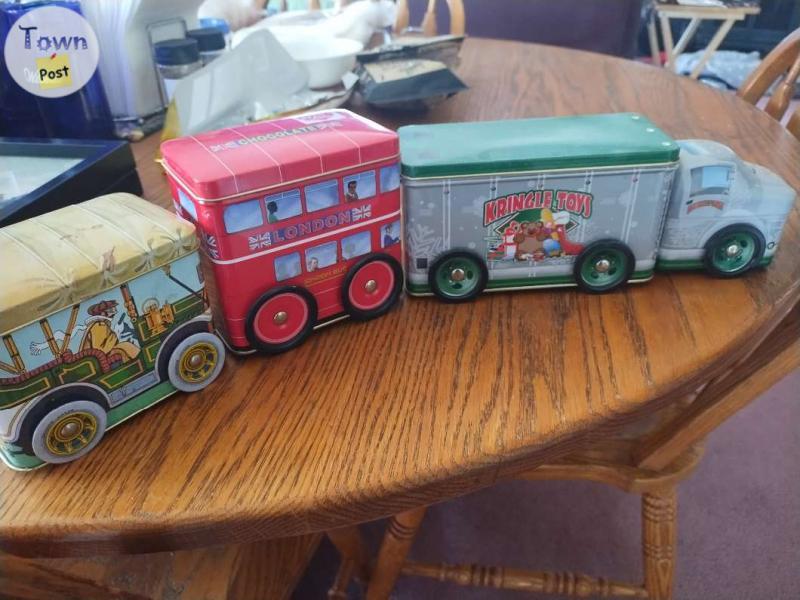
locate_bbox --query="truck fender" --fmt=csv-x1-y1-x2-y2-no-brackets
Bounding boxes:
698,213,768,250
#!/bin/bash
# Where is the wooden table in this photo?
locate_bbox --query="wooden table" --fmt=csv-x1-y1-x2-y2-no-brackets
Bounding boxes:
1,38,798,587
648,1,761,78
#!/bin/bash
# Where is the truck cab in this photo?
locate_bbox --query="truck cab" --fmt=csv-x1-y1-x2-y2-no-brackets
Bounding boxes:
658,140,795,276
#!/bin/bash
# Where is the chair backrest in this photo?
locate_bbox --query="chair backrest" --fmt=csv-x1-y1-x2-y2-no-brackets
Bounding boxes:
395,0,465,36
737,28,800,139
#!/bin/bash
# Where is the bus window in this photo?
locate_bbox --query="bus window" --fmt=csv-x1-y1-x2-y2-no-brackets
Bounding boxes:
265,189,302,223
274,252,302,281
178,189,198,220
380,164,400,192
305,179,339,212
381,220,401,248
690,166,732,197
224,199,263,233
343,170,376,202
305,241,338,272
341,230,371,260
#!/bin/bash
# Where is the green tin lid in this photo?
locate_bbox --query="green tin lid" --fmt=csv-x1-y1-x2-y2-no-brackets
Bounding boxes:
398,113,680,179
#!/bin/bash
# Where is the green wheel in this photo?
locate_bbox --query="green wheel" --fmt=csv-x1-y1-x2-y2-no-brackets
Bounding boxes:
703,225,764,278
574,240,634,293
429,250,488,302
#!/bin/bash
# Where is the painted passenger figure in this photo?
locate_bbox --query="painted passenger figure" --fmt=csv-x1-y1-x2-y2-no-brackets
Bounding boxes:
383,222,399,247
307,256,319,272
267,200,279,224
29,299,140,361
345,180,359,202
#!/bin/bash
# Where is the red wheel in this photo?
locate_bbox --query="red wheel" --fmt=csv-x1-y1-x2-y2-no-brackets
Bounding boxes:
343,254,403,320
245,287,317,354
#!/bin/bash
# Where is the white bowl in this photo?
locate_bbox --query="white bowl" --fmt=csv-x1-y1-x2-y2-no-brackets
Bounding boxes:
279,37,363,89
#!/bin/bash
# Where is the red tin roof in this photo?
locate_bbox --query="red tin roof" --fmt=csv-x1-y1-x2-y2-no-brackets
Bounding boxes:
160,109,399,201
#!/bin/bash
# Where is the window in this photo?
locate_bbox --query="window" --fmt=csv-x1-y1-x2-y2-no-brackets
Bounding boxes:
305,241,338,272
305,179,339,212
381,219,401,248
224,199,263,233
343,170,376,202
380,164,400,193
274,252,301,281
690,166,732,197
177,189,197,220
341,230,372,260
265,189,302,223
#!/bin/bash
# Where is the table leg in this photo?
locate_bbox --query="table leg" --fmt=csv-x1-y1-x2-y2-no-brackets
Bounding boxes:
659,14,677,71
366,506,428,600
689,18,736,79
647,14,661,66
672,17,702,59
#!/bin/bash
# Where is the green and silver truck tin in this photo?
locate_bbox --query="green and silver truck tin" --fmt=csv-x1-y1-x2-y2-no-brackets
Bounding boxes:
399,113,794,301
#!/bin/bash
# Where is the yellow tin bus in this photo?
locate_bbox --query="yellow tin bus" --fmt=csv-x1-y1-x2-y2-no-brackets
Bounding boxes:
0,194,226,470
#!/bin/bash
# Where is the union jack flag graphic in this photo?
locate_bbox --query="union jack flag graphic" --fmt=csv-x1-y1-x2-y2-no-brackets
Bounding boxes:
202,232,220,259
351,205,372,221
248,232,272,251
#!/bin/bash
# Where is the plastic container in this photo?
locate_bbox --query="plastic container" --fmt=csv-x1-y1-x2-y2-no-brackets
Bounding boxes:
187,27,227,66
154,38,202,101
198,17,232,49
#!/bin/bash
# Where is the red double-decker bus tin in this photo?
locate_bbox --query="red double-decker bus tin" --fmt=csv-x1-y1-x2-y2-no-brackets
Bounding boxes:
160,109,403,354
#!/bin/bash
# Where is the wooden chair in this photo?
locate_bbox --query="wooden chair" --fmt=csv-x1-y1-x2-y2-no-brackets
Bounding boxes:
327,303,800,599
738,28,800,140
395,0,465,36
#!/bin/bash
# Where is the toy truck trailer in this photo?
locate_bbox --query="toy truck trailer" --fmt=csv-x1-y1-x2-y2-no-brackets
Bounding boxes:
399,113,794,301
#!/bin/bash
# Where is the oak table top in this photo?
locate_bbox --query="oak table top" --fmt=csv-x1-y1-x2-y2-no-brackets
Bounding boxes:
1,38,798,558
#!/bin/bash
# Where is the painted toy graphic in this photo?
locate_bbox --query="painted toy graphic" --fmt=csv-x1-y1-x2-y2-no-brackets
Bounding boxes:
399,113,795,301
489,208,584,262
0,194,226,471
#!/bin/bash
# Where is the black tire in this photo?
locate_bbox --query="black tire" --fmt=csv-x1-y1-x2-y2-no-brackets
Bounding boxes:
428,249,489,302
703,224,765,278
17,385,109,455
245,286,318,354
573,239,635,294
342,253,404,321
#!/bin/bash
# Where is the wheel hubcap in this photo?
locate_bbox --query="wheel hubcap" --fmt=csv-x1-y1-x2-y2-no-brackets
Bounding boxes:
450,268,466,282
364,279,377,293
46,412,97,456
179,342,219,383
594,258,611,273
711,233,755,273
580,248,627,288
273,310,288,325
436,257,481,297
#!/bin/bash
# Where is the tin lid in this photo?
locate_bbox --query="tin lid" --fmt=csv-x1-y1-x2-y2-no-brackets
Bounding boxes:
399,113,680,179
154,38,200,66
187,27,226,52
160,109,399,201
0,193,197,334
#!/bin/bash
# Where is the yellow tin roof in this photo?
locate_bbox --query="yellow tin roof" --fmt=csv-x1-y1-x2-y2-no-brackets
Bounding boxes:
0,193,198,334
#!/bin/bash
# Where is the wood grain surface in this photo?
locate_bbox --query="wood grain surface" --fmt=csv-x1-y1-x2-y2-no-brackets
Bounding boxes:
1,38,798,558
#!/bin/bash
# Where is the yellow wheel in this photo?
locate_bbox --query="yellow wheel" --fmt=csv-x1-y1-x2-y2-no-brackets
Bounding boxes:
167,331,226,392
31,400,107,464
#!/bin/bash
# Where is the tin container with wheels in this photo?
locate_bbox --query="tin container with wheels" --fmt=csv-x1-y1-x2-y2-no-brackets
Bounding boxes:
0,194,226,471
